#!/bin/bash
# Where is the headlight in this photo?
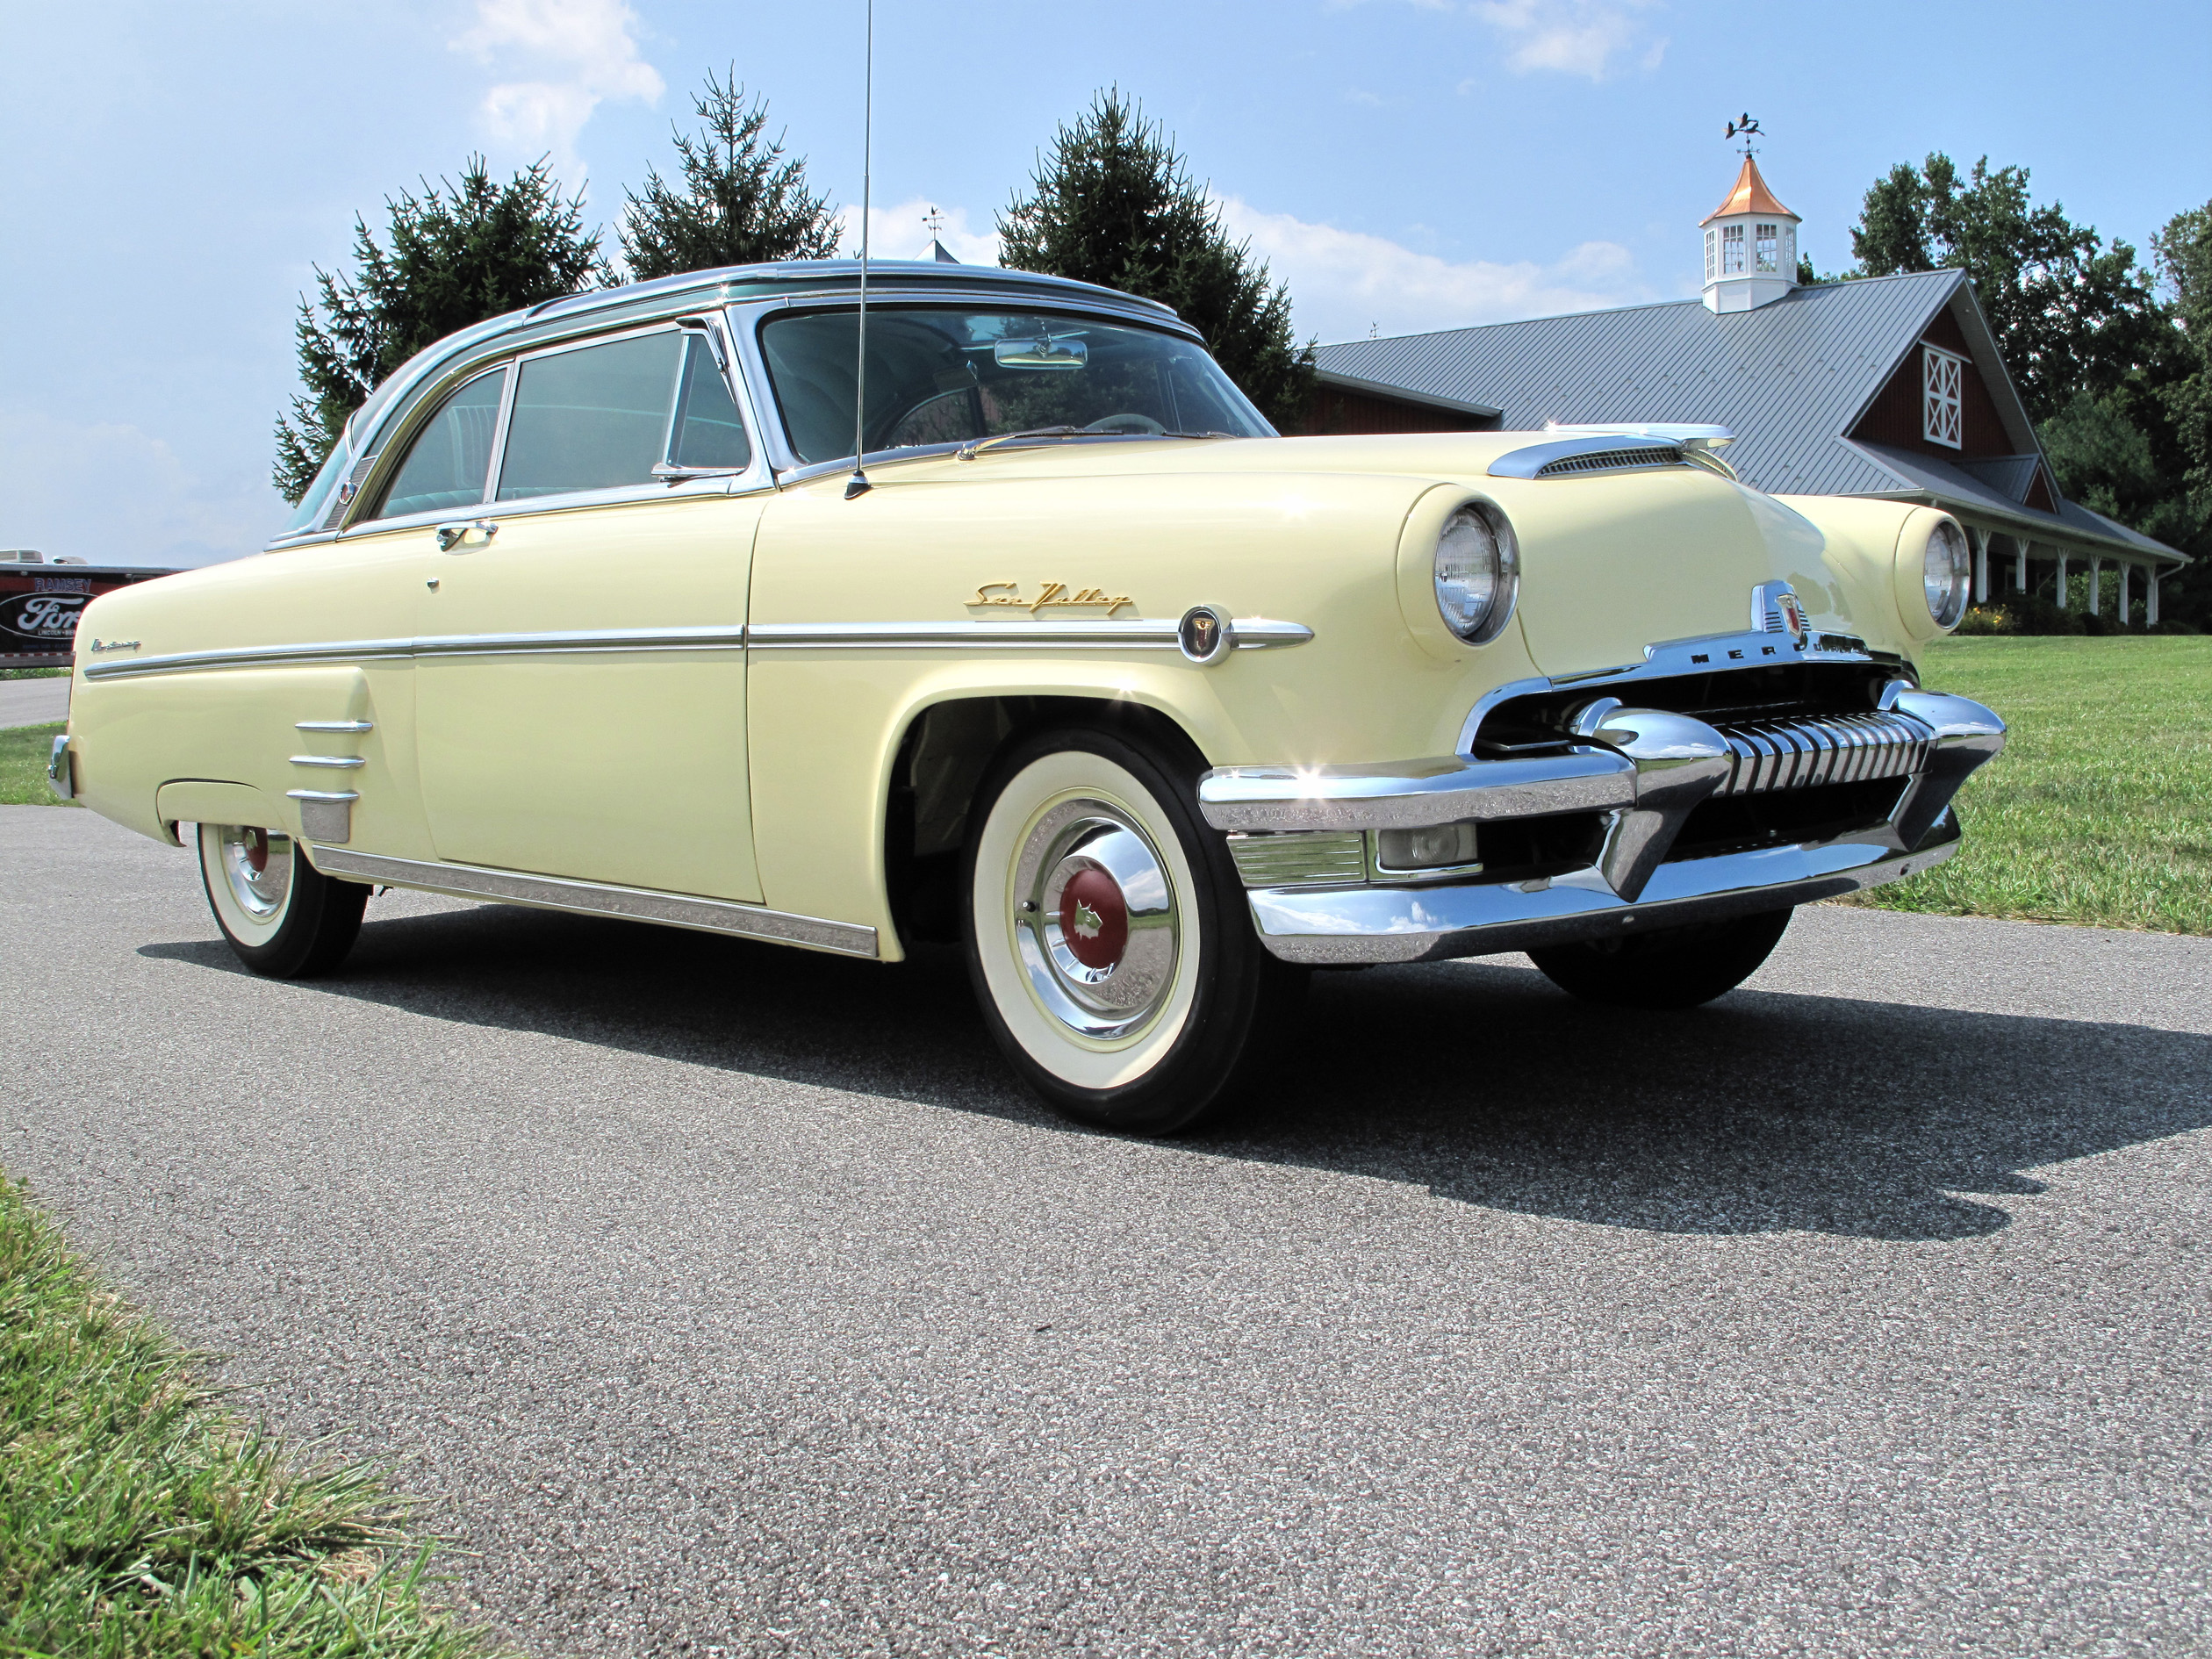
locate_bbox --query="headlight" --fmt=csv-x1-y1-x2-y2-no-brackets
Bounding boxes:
1434,503,1519,644
1922,519,1970,628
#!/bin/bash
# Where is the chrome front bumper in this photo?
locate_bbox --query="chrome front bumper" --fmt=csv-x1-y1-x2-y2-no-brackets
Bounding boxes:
1199,687,2004,966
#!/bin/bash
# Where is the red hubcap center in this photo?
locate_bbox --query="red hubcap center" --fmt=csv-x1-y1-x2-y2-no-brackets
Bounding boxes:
1059,866,1129,971
244,830,269,873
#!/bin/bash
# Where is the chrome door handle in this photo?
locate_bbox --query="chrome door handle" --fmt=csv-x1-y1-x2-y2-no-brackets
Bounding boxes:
434,519,498,552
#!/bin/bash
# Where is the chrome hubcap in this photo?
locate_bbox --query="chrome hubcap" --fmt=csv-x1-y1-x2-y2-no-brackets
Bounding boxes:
1012,799,1178,1039
219,824,291,919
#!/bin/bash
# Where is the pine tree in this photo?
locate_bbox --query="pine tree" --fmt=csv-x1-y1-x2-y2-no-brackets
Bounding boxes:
619,69,840,281
996,90,1315,433
273,158,607,503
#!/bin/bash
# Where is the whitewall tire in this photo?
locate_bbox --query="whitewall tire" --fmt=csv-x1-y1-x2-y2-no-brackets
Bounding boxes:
962,727,1306,1133
197,822,369,978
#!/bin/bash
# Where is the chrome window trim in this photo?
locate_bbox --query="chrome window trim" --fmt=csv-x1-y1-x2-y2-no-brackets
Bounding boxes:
358,362,511,527
307,846,878,959
733,291,1238,478
292,271,1191,549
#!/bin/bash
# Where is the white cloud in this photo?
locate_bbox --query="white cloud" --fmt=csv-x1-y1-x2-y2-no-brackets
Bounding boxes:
452,0,664,174
1215,197,1649,342
0,410,284,569
838,198,1003,266
1466,0,1668,80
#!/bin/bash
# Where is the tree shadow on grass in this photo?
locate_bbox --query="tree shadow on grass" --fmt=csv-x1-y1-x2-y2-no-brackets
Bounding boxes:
142,899,2212,1244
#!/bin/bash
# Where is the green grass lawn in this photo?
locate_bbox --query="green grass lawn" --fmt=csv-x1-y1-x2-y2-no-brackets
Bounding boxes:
1,722,77,807
0,1173,500,1657
1846,636,2212,935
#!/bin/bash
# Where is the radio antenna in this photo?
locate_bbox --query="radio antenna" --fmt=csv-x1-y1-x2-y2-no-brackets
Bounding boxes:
844,0,874,500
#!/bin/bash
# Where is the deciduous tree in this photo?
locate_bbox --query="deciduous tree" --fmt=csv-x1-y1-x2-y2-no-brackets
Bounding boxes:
997,90,1315,432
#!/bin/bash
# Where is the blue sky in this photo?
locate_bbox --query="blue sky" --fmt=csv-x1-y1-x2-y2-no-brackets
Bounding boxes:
2,0,2206,567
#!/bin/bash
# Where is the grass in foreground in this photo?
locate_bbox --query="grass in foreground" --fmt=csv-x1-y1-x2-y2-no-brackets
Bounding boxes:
1846,636,2212,935
0,723,77,808
0,1174,500,1657
0,668,69,681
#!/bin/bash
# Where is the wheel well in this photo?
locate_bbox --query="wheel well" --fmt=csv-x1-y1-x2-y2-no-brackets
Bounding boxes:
883,695,1205,945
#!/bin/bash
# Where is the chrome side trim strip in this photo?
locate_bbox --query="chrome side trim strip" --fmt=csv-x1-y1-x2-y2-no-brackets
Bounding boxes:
83,638,415,681
290,754,367,769
1246,831,1960,966
411,626,750,658
746,619,1311,651
85,619,1311,680
306,847,880,959
296,719,373,733
285,788,361,802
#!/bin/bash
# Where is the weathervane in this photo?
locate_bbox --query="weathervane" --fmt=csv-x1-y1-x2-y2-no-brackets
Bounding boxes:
923,205,944,238
1725,113,1762,156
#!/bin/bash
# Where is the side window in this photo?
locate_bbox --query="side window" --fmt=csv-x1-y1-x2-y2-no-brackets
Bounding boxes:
374,369,506,520
669,334,752,470
497,332,683,500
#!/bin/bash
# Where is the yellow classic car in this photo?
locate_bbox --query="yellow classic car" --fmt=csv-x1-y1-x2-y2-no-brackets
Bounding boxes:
55,260,2002,1131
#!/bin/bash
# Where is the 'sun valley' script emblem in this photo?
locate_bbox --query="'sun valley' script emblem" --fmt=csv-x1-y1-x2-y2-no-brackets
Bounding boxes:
970,581,1135,617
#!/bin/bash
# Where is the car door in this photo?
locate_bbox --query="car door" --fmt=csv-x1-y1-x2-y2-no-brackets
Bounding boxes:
411,320,768,901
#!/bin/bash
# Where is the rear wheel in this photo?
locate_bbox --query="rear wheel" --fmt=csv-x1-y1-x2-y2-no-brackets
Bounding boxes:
962,727,1306,1134
197,822,368,978
1529,907,1793,1010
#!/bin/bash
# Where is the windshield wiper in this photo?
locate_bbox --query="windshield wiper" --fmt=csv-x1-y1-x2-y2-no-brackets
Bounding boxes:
954,426,1244,461
954,426,1088,461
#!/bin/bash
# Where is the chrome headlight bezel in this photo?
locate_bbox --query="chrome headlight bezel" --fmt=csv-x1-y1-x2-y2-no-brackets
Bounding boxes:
1433,501,1520,645
1922,518,1971,629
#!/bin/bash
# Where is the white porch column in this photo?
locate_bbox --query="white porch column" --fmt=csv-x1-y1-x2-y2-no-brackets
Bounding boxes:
2149,570,2162,625
2089,558,2101,616
2056,551,2069,607
2014,536,2029,591
1972,528,1990,602
2119,562,2132,628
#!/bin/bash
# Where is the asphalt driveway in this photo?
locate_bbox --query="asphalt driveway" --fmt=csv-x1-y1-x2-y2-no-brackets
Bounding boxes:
0,673,69,729
4,805,2207,1657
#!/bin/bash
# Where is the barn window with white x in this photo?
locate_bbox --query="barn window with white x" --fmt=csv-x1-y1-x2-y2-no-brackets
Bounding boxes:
1922,345,1964,449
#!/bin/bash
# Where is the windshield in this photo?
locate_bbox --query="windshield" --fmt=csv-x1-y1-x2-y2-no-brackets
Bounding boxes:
759,305,1274,465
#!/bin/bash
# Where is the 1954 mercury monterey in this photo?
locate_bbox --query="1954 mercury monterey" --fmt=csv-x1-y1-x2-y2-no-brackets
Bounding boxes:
54,261,2003,1132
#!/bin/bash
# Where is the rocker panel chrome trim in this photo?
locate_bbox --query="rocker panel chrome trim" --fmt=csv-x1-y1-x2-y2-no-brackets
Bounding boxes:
306,847,880,958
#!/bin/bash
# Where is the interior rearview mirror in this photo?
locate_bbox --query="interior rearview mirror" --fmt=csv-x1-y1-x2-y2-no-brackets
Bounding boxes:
993,335,1088,371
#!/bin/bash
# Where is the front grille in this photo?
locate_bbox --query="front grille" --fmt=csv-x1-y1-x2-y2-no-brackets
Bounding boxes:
1711,710,1932,796
1533,446,1684,478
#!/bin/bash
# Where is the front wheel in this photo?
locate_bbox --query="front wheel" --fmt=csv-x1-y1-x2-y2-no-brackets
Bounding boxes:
197,822,368,978
1528,906,1792,1010
962,727,1306,1134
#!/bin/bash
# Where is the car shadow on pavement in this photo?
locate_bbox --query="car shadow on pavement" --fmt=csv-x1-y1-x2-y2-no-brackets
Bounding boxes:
141,900,2212,1243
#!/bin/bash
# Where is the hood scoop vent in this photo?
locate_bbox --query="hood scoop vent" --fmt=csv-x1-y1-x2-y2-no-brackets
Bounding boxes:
1488,434,1688,480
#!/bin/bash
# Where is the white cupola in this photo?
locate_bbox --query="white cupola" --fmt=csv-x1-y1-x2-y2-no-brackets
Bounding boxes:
1701,154,1799,313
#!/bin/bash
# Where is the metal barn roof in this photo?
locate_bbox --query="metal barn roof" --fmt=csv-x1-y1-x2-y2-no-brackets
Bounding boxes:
1315,269,2183,570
